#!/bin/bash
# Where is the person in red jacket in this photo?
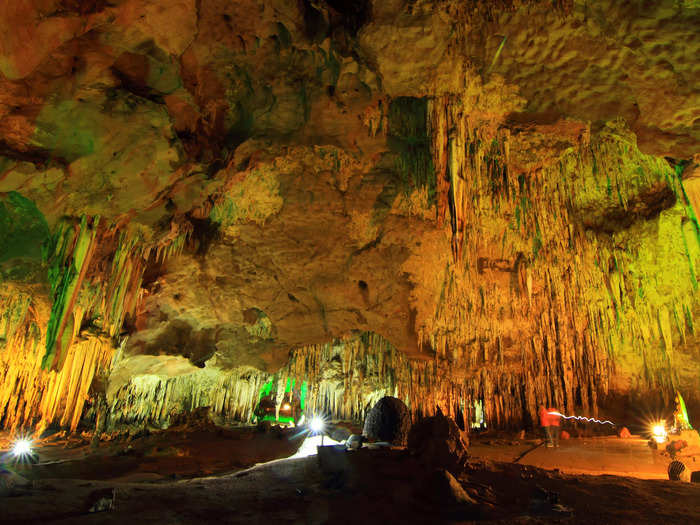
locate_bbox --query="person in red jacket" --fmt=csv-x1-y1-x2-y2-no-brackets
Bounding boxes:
548,408,561,447
539,405,562,448
539,405,552,447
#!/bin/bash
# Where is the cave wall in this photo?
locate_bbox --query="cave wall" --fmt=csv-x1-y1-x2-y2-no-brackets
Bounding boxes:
0,0,698,432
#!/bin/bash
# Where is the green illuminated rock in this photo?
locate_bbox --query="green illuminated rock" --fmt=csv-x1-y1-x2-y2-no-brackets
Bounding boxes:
0,192,49,263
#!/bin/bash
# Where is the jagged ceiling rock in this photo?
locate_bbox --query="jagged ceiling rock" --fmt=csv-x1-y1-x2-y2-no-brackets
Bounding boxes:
358,3,459,96
467,1,700,158
359,0,699,158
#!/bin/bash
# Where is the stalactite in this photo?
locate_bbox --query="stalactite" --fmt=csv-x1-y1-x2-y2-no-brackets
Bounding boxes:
0,294,113,433
2,106,695,435
0,218,191,432
429,96,511,260
104,331,602,431
43,216,100,371
106,366,270,429
425,99,699,419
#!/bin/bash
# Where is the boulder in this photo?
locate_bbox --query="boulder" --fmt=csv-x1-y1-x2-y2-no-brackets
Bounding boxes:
363,396,411,446
408,414,469,472
328,425,352,443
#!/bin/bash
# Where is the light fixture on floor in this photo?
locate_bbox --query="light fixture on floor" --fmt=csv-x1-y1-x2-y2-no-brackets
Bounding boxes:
651,422,667,444
7,437,37,464
309,416,325,434
12,438,32,458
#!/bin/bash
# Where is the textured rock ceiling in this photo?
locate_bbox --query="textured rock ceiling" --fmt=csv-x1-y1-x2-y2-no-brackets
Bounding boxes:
0,0,699,430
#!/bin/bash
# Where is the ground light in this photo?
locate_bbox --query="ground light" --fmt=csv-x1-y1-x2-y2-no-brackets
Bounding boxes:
309,416,326,446
12,439,32,458
285,415,340,458
4,437,37,465
651,422,667,444
309,416,325,434
287,434,344,458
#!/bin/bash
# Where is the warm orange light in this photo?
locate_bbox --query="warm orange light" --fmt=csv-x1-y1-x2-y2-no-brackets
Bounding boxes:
652,422,667,443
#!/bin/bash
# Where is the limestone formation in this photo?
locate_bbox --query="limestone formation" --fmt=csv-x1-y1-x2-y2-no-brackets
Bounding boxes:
408,414,469,472
0,0,698,434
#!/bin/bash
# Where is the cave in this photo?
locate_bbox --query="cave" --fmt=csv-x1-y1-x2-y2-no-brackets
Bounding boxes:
1,1,699,523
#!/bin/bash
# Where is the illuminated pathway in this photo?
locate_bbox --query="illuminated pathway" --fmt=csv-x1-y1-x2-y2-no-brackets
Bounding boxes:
470,436,698,479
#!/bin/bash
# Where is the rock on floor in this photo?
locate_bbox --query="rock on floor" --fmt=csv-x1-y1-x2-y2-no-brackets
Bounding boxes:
363,397,411,446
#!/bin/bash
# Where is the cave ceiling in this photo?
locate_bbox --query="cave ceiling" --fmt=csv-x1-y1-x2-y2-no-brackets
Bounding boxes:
0,0,699,430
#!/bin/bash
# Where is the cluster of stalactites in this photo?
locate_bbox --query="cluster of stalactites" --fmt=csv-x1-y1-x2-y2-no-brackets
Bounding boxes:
102,334,429,430
102,331,609,432
105,366,271,429
0,217,192,432
273,333,587,428
426,95,699,410
428,96,511,261
0,292,114,433
43,218,192,371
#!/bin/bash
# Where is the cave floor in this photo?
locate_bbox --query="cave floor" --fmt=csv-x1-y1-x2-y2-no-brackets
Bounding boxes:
469,435,698,479
2,427,700,524
0,422,302,482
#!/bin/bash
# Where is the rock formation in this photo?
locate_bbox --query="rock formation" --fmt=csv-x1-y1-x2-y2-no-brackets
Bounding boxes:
408,413,470,472
0,0,698,433
363,395,411,445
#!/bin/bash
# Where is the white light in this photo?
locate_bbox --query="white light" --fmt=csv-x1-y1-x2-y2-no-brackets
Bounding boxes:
12,439,32,457
282,403,291,410
288,434,343,458
652,423,667,443
309,416,325,433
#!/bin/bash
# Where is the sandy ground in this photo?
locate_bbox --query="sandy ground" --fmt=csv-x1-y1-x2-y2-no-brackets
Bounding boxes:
2,426,700,524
